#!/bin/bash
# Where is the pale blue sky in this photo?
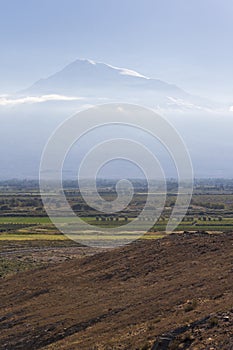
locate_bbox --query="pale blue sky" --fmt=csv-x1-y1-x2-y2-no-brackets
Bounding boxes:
1,0,233,100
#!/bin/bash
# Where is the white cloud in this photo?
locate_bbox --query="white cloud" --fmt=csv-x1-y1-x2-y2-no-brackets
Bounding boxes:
167,96,214,112
117,106,124,112
167,96,197,109
229,106,233,112
0,94,83,106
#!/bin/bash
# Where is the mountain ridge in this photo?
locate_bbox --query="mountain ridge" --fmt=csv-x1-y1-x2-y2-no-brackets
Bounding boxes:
24,58,188,99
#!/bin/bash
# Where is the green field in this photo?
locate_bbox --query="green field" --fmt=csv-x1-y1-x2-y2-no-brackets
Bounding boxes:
1,216,233,242
0,217,52,224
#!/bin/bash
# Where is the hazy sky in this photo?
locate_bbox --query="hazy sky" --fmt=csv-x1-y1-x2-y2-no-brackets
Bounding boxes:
0,0,233,100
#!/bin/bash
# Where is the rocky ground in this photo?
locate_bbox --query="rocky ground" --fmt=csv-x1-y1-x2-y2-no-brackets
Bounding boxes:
0,232,232,349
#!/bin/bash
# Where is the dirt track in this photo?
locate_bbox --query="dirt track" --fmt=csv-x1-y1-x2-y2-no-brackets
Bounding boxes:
0,232,233,349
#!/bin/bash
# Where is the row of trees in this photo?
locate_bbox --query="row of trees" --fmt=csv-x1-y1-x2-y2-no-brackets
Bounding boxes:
96,216,128,222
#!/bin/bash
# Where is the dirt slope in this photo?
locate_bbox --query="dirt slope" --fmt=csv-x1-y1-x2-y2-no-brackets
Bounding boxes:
0,232,233,349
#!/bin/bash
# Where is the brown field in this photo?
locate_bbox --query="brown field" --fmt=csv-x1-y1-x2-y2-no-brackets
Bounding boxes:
0,232,232,349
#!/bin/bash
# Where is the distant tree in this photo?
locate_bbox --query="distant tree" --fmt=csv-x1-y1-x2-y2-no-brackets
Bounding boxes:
0,204,10,210
72,203,82,211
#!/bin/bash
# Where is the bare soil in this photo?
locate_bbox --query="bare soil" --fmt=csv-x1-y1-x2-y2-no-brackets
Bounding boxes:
0,232,233,349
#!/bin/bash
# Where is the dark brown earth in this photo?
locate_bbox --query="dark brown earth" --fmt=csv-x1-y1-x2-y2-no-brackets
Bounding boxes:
0,232,233,350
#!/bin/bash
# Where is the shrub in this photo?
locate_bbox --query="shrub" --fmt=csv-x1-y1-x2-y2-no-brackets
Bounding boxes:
184,300,198,312
208,316,219,327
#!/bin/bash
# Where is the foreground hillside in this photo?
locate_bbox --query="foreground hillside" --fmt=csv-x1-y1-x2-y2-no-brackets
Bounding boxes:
0,232,233,349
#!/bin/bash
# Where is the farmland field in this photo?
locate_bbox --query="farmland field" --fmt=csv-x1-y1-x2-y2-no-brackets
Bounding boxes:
1,179,233,272
1,179,233,349
1,179,233,283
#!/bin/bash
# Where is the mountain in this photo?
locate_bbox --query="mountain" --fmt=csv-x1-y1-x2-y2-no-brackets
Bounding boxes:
0,58,229,179
23,58,193,105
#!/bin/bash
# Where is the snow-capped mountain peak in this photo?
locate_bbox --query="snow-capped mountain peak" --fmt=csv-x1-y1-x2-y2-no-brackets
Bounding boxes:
69,58,150,79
